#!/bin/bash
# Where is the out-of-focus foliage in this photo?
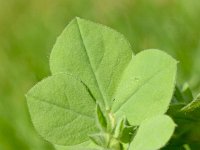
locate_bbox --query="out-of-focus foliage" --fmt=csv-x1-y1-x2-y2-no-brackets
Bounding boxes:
0,0,200,149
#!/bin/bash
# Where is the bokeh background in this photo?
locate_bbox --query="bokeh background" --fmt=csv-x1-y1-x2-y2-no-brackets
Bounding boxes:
0,0,200,149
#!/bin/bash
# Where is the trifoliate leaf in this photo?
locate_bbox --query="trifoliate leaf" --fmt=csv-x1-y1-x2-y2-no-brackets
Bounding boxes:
27,18,178,149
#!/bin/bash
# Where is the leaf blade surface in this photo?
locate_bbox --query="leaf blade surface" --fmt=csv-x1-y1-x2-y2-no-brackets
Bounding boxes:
130,115,176,150
112,49,177,125
26,73,97,145
50,17,133,107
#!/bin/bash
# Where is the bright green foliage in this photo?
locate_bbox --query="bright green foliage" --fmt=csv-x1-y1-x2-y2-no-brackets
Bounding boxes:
1,1,200,149
26,18,177,150
112,50,177,125
26,73,97,145
50,17,133,108
96,104,108,131
129,115,176,150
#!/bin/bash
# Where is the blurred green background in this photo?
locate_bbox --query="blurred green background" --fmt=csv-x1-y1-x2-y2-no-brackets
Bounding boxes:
0,0,200,149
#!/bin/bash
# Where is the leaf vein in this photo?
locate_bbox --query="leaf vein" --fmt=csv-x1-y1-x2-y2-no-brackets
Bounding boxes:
28,95,94,119
76,18,107,106
114,66,169,112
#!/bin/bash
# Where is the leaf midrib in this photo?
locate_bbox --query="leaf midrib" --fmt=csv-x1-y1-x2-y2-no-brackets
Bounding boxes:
114,64,172,112
76,18,107,107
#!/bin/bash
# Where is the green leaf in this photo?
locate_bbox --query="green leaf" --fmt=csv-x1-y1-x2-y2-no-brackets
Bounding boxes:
181,94,200,112
181,83,193,103
26,73,97,146
171,83,193,105
112,49,177,125
96,104,107,131
172,86,185,103
50,17,133,108
129,115,176,150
